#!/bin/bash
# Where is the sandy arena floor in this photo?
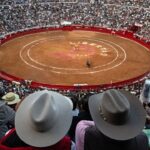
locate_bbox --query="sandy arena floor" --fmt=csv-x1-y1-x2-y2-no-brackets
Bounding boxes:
0,30,150,85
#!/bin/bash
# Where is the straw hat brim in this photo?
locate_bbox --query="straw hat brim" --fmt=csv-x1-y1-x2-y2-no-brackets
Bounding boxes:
2,93,21,105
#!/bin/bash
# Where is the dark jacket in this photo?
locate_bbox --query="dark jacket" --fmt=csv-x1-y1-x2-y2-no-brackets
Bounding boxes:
0,101,15,139
84,126,149,150
0,128,71,150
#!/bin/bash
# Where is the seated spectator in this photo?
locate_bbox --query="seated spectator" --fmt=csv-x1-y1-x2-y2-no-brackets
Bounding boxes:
143,102,150,129
2,92,21,110
70,95,79,117
0,90,15,139
78,94,92,121
0,90,75,150
76,89,149,150
68,94,92,141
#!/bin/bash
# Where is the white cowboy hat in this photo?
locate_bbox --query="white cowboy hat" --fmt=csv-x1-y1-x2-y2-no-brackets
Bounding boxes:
89,89,146,140
15,90,73,147
2,92,21,105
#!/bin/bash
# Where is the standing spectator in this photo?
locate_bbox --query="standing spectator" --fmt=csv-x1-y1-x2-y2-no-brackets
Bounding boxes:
0,90,15,139
76,89,149,150
140,79,150,104
0,90,75,150
2,92,21,111
143,102,150,129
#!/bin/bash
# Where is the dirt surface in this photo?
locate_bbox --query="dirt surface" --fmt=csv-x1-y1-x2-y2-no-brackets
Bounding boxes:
0,30,150,85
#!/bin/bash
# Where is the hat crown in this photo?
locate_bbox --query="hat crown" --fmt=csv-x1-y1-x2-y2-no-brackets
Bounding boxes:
15,90,73,147
6,93,16,101
30,93,57,132
100,90,130,125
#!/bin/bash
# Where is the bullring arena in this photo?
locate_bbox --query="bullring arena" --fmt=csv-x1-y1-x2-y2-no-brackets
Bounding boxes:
0,26,150,87
1,0,150,148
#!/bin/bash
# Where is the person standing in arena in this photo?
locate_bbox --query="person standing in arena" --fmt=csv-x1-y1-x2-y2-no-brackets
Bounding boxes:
86,60,91,68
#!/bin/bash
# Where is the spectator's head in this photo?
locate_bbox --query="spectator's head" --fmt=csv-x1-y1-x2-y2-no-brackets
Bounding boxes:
88,89,146,140
2,92,21,110
15,90,73,147
80,93,93,112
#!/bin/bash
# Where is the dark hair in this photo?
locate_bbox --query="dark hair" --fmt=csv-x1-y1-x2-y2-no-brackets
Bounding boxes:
143,102,150,108
70,95,78,110
81,94,93,112
0,89,5,98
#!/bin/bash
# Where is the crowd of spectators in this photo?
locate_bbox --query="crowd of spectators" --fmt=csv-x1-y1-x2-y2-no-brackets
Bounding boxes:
0,0,149,107
0,87,149,149
0,1,150,149
0,0,149,42
0,72,150,104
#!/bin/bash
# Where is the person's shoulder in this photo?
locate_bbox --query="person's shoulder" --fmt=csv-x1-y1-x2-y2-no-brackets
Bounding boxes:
3,103,15,112
138,131,149,137
135,131,149,149
136,131,149,144
85,125,100,135
77,120,94,127
76,120,94,137
0,100,5,107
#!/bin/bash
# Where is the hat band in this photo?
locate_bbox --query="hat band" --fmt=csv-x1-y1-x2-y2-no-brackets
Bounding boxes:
99,106,129,125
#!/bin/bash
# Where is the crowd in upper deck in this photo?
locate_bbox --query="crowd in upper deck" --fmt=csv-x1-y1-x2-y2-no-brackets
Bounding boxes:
0,1,150,149
0,0,149,42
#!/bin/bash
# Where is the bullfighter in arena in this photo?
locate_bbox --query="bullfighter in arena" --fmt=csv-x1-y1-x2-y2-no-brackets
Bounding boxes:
86,60,91,68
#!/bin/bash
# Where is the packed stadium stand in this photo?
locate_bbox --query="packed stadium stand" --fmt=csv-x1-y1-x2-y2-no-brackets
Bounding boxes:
0,0,150,94
0,0,150,149
0,0,149,41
